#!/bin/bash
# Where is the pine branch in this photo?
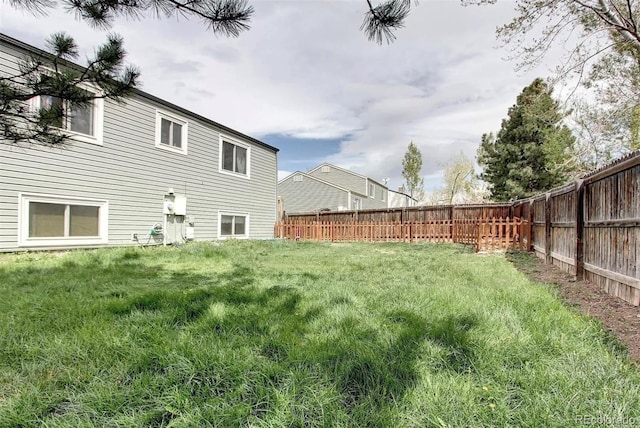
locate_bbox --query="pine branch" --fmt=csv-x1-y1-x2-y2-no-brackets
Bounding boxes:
1,32,139,146
361,0,413,44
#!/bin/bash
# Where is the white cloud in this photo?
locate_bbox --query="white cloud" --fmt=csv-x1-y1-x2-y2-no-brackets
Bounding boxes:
1,1,561,192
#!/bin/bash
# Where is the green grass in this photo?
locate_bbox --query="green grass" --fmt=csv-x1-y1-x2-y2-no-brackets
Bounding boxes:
1,241,639,427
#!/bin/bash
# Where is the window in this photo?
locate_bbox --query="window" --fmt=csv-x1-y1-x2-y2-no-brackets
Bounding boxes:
218,213,249,239
382,190,386,202
369,183,375,198
321,165,331,173
156,111,188,154
19,194,108,247
29,90,104,145
220,136,250,177
352,197,362,210
293,174,304,182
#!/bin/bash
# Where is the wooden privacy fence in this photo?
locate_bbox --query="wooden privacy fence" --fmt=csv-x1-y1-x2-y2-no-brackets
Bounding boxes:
514,150,640,306
275,217,530,252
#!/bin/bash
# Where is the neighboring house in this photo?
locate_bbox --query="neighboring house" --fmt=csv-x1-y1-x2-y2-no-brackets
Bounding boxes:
388,189,418,208
278,172,352,213
278,163,389,214
307,163,387,210
0,33,278,252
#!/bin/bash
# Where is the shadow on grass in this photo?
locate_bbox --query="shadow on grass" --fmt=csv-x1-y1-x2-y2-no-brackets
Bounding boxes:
336,310,430,413
0,248,481,426
309,311,480,425
429,314,479,374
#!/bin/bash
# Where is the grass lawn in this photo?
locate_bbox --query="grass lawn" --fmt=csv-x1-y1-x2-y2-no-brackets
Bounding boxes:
1,241,639,427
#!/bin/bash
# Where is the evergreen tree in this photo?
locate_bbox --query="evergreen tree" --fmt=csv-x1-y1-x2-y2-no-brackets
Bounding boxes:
477,78,576,201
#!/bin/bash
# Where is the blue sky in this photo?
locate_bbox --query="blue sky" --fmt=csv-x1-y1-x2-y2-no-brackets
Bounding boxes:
1,1,561,194
261,134,342,174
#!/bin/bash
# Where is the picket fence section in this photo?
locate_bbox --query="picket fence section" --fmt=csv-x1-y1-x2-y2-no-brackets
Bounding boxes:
275,217,529,252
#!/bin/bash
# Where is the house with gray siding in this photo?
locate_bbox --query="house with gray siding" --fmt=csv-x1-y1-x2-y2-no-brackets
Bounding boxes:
279,163,389,214
0,33,278,251
278,172,352,213
307,163,388,210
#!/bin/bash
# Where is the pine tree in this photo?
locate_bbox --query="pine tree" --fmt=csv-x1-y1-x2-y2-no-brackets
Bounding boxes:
477,78,576,201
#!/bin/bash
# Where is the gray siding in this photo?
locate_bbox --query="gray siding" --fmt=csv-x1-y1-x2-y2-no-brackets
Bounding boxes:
0,39,277,251
278,174,349,213
308,164,367,195
362,180,388,209
307,164,388,209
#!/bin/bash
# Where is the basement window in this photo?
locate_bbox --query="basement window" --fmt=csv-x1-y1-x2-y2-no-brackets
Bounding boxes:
19,194,108,247
219,212,249,239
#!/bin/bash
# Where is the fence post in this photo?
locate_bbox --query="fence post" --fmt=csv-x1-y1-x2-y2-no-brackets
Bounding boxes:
545,192,552,264
574,180,585,280
528,199,534,251
452,218,457,243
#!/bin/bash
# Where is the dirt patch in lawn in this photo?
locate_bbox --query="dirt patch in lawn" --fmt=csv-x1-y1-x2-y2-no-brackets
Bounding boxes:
506,251,640,365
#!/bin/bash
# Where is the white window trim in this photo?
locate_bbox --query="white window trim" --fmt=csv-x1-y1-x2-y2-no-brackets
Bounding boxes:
369,182,375,199
18,193,109,247
217,211,250,240
155,110,189,155
353,197,362,210
219,135,251,179
29,87,105,146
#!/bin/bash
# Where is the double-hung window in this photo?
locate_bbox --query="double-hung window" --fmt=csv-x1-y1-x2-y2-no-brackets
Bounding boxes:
219,212,249,239
156,111,188,154
220,136,249,177
20,194,108,247
369,183,375,198
29,89,104,144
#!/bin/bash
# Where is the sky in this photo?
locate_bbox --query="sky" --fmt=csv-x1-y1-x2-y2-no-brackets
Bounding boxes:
0,1,561,193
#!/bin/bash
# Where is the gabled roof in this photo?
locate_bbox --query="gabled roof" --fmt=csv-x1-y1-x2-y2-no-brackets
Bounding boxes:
308,162,388,188
0,32,278,153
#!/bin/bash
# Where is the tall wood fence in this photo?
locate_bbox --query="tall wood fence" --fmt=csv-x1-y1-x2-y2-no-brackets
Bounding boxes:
515,151,640,306
275,217,530,252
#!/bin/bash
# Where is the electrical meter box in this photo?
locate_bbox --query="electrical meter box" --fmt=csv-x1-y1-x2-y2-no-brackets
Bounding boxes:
163,194,187,216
